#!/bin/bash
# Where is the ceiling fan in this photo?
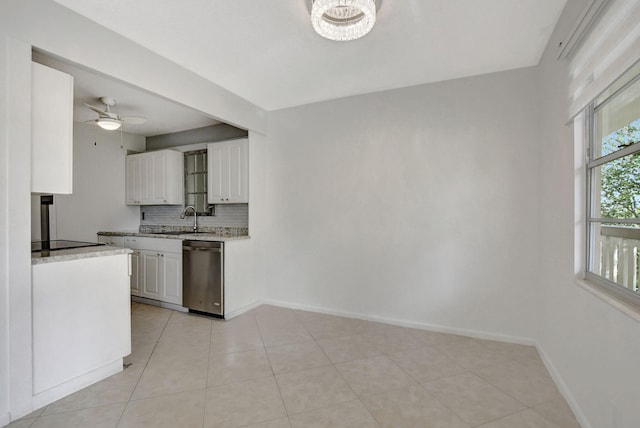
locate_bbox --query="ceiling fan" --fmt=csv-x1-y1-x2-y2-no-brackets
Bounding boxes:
85,96,147,131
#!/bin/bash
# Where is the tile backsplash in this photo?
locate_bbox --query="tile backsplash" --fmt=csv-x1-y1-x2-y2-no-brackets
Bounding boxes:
140,204,248,229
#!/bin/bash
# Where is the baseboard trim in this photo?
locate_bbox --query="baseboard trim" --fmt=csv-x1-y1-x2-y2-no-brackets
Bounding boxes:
32,359,123,410
131,296,187,313
261,299,536,346
536,344,592,428
225,299,263,320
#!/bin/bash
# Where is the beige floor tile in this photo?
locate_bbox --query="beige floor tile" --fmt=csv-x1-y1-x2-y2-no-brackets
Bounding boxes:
436,339,510,370
474,339,541,362
420,331,470,346
4,419,36,428
316,335,383,364
265,342,331,374
204,377,286,428
335,355,417,396
302,316,371,340
369,330,429,354
532,398,580,428
388,345,466,383
16,407,45,421
30,403,125,428
211,318,264,354
43,365,143,415
207,348,273,386
23,303,573,428
289,400,379,428
476,408,559,428
275,365,356,415
242,417,291,428
424,372,526,426
258,322,313,348
473,360,561,407
360,385,470,428
160,312,212,347
118,389,205,428
131,345,209,400
123,340,156,368
250,305,296,320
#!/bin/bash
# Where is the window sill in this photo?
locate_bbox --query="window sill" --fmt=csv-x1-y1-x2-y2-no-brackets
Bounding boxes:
575,278,640,323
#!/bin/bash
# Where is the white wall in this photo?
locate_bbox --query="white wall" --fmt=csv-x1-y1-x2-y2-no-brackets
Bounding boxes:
52,123,144,242
536,1,640,427
263,68,541,342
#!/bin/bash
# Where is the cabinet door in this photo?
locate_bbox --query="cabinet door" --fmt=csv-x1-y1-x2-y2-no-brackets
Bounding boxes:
207,142,226,203
31,62,74,194
141,250,161,299
227,139,249,203
130,251,141,296
207,139,249,204
125,156,141,205
126,150,183,205
149,151,168,204
160,252,182,305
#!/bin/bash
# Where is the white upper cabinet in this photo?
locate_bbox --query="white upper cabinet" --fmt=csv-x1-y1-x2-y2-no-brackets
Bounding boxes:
31,62,74,194
207,138,249,204
125,150,184,205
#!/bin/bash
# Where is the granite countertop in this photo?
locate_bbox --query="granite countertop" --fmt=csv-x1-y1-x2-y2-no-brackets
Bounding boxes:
98,231,251,242
32,246,133,265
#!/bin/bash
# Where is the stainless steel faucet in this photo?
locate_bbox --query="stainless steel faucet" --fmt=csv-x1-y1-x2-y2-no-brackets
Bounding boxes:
180,206,198,232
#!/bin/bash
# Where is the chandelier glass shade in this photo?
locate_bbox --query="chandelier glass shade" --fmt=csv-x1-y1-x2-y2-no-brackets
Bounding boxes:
311,0,376,41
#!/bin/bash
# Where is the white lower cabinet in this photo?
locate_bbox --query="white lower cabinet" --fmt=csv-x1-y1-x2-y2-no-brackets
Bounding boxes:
123,237,182,305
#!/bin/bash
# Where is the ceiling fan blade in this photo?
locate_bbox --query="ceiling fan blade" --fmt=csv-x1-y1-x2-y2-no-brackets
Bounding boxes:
121,116,147,125
84,103,118,119
84,103,105,114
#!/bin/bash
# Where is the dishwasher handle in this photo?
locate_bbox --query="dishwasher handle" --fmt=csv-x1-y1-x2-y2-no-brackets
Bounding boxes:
183,246,221,252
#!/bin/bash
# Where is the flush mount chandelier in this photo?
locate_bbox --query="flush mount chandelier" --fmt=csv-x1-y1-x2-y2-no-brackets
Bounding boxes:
311,0,377,41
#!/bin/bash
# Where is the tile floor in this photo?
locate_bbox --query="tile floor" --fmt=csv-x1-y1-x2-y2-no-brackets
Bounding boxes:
8,303,581,428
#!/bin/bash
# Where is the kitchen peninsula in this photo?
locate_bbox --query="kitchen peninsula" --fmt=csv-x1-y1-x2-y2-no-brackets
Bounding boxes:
31,245,132,409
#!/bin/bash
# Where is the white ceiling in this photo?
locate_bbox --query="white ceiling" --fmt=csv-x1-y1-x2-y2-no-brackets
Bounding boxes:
53,0,567,112
33,52,221,137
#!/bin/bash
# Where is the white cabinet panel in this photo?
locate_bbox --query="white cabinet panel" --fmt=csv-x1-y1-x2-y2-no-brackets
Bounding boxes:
141,250,161,299
123,236,182,305
207,139,248,204
31,62,74,194
125,150,183,205
32,254,130,396
160,252,182,305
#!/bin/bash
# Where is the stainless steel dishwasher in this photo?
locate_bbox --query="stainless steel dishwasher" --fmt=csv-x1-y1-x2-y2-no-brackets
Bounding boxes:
182,240,224,317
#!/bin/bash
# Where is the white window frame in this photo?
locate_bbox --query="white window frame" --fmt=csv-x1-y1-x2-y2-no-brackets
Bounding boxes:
584,67,640,309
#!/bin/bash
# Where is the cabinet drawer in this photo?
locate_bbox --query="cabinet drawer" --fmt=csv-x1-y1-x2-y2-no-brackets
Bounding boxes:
123,236,182,253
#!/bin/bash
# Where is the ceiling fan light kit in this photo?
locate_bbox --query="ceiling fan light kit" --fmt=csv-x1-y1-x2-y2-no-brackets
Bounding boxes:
85,96,146,131
96,117,122,131
311,0,377,41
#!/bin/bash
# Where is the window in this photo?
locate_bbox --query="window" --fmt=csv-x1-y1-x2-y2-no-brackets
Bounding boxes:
184,149,211,215
585,63,640,307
